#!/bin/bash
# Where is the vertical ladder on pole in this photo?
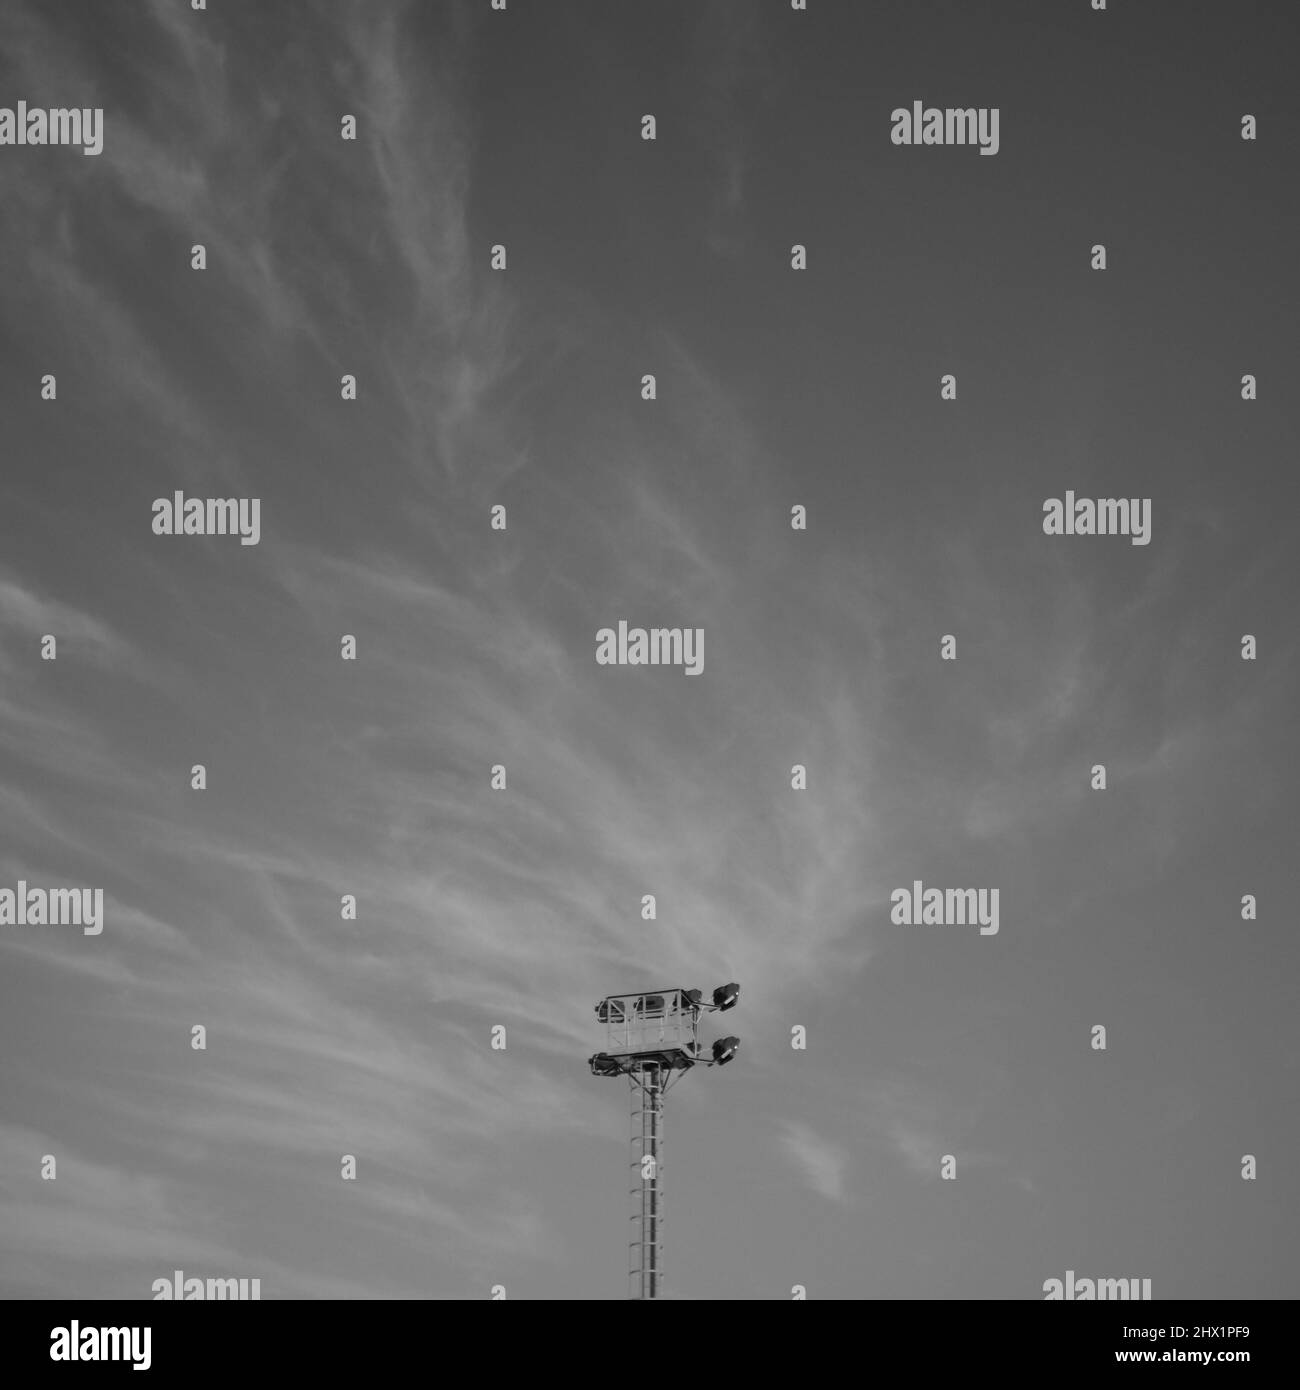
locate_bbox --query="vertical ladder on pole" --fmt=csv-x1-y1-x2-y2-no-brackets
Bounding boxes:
629,1064,664,1299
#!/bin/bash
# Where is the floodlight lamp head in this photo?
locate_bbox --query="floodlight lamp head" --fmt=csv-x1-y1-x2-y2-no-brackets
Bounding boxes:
589,1052,621,1077
712,982,740,1011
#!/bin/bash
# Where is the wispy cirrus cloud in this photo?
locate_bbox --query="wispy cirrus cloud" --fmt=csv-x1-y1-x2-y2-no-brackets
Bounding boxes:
779,1121,849,1201
2,0,1295,1306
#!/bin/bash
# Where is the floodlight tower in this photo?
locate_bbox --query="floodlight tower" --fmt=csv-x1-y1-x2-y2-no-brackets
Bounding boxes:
589,983,740,1299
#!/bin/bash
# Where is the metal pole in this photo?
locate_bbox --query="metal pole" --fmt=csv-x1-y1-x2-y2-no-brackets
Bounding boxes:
630,1063,664,1299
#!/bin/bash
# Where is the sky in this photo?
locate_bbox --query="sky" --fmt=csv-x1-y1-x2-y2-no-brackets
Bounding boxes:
0,0,1297,1300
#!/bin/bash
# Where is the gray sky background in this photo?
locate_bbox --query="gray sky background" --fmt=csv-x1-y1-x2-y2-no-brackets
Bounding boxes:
1,0,1297,1299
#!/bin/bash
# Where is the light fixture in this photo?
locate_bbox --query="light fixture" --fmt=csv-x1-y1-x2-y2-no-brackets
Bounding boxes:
589,1052,622,1077
711,982,740,1011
